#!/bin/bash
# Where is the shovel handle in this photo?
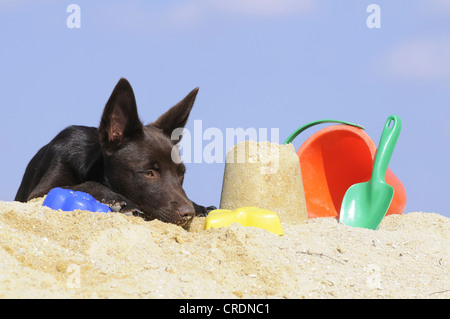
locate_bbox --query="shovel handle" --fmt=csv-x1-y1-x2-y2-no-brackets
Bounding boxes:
372,115,402,182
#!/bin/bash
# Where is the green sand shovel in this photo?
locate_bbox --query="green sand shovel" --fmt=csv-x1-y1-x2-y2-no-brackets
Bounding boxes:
339,115,402,230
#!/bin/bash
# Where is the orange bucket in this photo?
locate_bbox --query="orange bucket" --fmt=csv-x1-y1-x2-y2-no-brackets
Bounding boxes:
294,124,406,219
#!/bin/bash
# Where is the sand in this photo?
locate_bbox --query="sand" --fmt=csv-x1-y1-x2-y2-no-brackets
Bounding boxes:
220,141,308,225
0,198,448,299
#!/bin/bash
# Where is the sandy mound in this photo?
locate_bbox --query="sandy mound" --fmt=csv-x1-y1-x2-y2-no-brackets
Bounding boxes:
0,198,448,299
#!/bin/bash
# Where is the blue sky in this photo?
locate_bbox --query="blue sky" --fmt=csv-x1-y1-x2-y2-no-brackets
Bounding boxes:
1,0,449,217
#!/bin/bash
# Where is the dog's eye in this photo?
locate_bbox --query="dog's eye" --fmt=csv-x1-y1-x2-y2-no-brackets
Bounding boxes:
144,169,157,178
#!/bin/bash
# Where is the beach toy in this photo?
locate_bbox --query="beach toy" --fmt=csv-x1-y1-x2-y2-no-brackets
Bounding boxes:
288,120,406,219
339,115,402,229
205,207,283,235
284,119,365,145
220,140,307,225
43,187,111,213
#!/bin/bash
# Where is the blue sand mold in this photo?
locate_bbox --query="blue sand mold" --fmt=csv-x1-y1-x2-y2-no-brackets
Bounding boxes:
43,187,111,213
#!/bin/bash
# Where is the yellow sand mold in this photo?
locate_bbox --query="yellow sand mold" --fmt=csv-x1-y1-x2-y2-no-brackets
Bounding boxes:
205,207,283,235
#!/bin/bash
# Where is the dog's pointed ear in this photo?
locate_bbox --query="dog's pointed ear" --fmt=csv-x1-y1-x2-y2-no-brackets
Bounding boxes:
99,78,143,152
151,87,199,144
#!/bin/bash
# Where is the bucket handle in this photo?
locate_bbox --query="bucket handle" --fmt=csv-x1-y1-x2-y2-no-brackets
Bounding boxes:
283,119,365,145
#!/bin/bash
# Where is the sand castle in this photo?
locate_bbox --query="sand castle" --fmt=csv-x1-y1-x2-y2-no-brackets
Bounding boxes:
219,140,308,225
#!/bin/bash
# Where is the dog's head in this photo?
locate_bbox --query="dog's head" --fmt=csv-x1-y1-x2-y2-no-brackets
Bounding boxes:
98,78,197,227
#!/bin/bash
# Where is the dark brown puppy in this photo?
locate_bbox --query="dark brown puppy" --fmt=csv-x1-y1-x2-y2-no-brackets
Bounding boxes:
15,78,213,227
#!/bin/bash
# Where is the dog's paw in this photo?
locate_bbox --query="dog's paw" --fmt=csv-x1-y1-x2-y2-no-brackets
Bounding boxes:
205,205,217,216
109,200,125,212
192,201,217,217
121,209,145,218
109,200,144,218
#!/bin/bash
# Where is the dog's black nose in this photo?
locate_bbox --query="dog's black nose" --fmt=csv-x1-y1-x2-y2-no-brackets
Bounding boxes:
178,204,195,219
